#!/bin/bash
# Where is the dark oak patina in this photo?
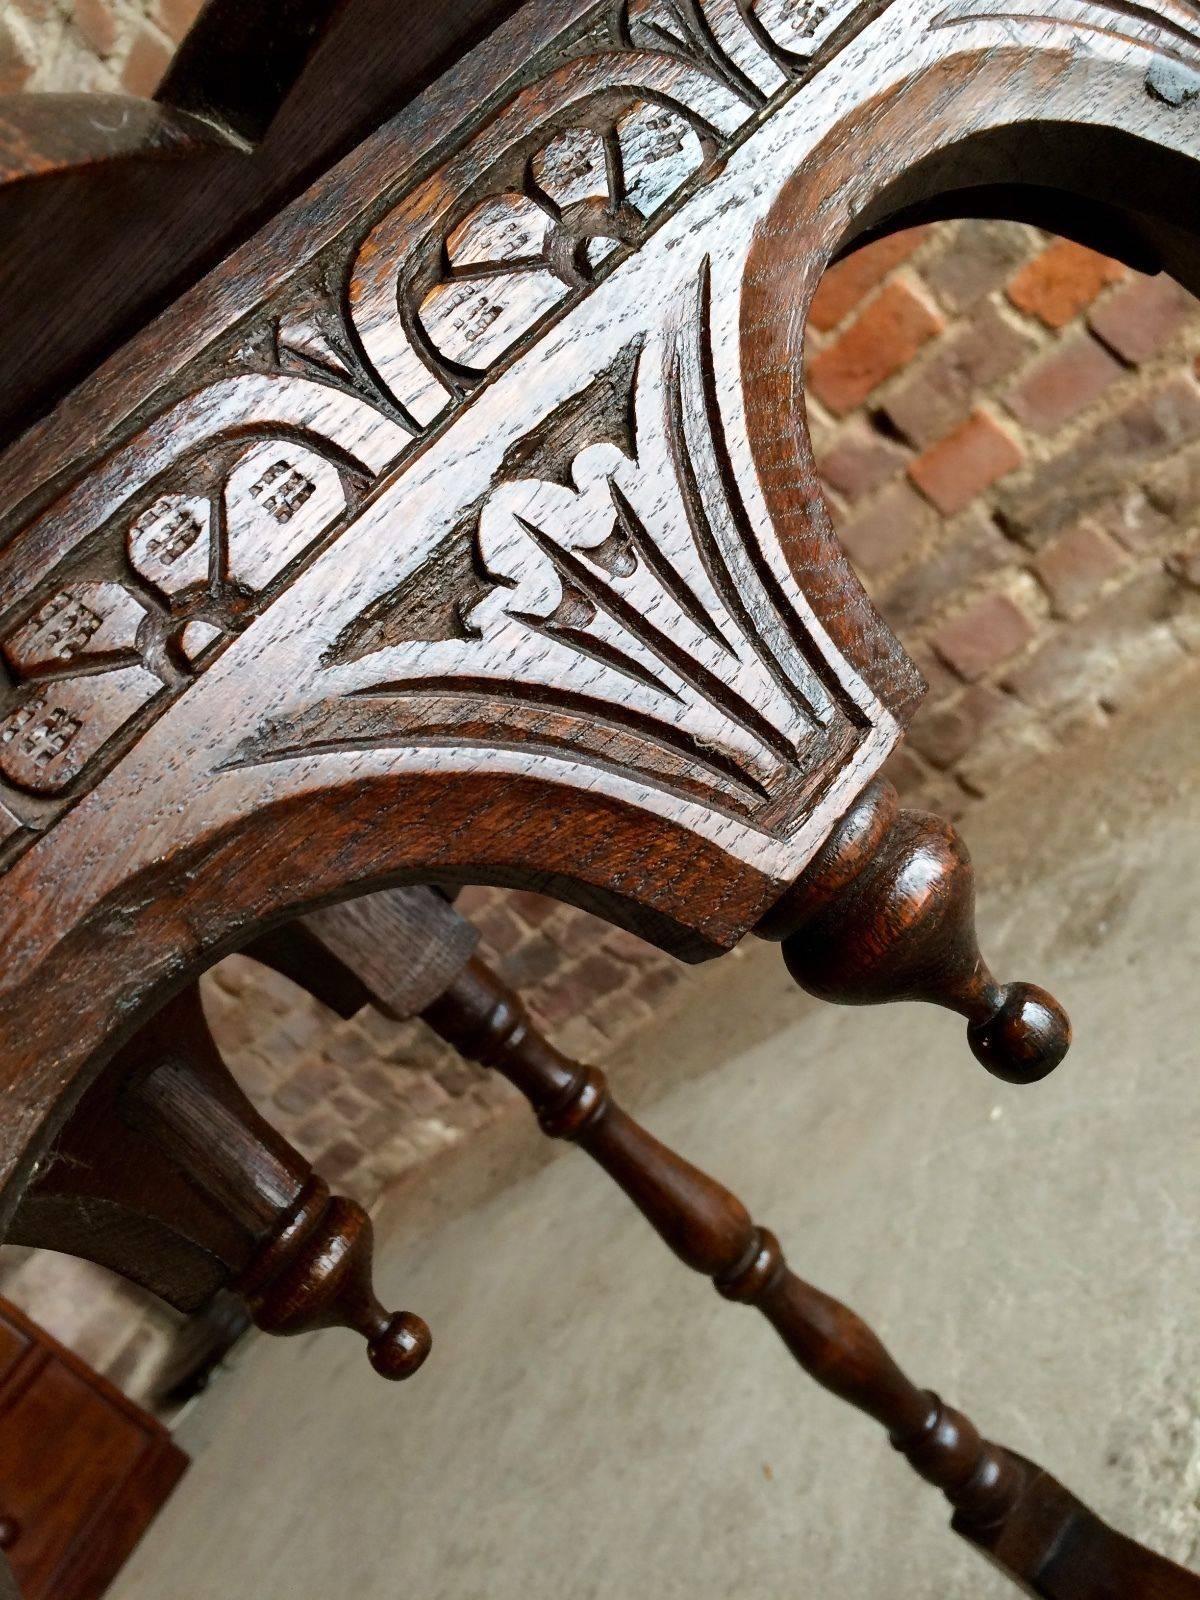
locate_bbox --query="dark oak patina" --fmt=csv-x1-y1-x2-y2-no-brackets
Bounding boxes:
0,1297,186,1600
1,0,1197,1592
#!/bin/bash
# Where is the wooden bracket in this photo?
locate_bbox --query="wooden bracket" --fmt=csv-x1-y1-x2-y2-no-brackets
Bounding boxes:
9,986,430,1382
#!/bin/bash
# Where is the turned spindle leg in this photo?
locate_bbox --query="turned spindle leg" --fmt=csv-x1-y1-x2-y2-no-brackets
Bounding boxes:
11,986,430,1381
757,780,1072,1085
422,957,1197,1599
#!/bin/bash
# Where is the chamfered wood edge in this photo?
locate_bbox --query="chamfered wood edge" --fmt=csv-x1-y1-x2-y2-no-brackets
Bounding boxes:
3,0,1200,1273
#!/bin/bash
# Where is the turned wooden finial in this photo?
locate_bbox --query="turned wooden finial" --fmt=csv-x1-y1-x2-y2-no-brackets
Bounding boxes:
237,1175,431,1380
757,780,1070,1085
99,985,433,1382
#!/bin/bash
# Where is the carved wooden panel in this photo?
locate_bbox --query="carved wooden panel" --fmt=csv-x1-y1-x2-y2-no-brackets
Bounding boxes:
2,0,1200,1216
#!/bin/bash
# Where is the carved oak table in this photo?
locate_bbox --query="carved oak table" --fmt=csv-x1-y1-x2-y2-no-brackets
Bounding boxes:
1,0,1198,1593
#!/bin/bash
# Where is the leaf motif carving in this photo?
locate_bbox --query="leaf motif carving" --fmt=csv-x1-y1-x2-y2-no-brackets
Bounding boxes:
244,260,892,834
0,0,887,876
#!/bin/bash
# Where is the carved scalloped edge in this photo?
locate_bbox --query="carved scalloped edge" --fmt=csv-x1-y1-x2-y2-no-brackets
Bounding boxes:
0,0,890,871
4,0,1194,869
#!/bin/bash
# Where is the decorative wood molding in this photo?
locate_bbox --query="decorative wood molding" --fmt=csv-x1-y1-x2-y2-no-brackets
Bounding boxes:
0,0,889,852
760,778,1071,1082
3,0,1200,1215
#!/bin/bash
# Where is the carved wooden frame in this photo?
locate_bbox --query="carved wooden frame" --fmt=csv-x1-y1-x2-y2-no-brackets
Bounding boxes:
4,9,1200,1591
1,0,1199,1339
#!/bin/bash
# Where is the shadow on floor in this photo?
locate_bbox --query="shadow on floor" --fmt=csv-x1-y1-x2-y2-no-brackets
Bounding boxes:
112,671,1200,1600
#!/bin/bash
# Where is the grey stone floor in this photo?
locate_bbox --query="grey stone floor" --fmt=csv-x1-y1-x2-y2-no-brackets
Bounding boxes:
112,674,1200,1600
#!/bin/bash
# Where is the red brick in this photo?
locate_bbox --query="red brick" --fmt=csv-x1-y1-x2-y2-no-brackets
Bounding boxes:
880,509,1013,630
120,23,173,95
152,0,206,42
452,885,504,921
808,230,927,333
292,1109,344,1155
817,421,908,503
354,1062,405,1104
908,411,1022,515
1088,274,1198,364
73,0,118,55
882,304,1035,447
498,933,560,989
536,952,629,1027
1094,489,1172,553
922,221,1037,313
506,890,560,926
354,1106,402,1152
1006,240,1125,330
1004,570,1182,712
908,684,1010,769
206,1004,264,1059
1168,548,1200,587
352,1014,409,1066
955,713,1058,799
574,950,628,999
996,376,1200,542
632,962,683,1008
909,643,962,701
317,1137,367,1185
473,904,524,957
272,1058,339,1118
392,1072,451,1119
1146,444,1200,523
600,925,665,968
932,591,1034,681
808,281,943,415
836,481,934,577
432,1053,485,1098
0,15,35,91
550,907,610,955
1033,522,1129,617
330,1086,371,1125
233,1053,279,1107
1003,333,1123,432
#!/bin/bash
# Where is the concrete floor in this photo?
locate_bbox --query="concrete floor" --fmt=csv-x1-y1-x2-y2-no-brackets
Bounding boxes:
113,674,1200,1600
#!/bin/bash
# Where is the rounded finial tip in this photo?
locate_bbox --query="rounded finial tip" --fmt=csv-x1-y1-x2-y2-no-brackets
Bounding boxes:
968,982,1071,1084
368,1311,433,1380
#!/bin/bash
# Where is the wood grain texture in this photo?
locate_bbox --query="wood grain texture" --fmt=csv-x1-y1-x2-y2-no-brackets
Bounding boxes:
0,94,243,189
0,0,536,446
154,0,354,147
760,777,1071,1082
0,0,1197,1364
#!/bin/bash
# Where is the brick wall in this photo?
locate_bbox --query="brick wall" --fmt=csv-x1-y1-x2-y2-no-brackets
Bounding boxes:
812,224,1200,816
0,0,200,95
200,894,688,1199
5,8,1200,1406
